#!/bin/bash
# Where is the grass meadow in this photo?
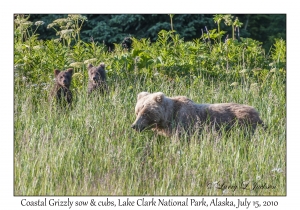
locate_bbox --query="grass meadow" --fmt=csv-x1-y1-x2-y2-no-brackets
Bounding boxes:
14,72,286,196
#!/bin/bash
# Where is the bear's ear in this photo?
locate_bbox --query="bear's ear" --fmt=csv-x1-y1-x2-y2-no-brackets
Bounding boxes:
99,62,105,68
87,64,93,70
137,92,149,100
54,69,60,76
155,92,165,103
67,68,73,75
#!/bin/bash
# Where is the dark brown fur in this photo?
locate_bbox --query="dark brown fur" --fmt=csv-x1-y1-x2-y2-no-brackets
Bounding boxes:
87,63,107,95
51,68,73,106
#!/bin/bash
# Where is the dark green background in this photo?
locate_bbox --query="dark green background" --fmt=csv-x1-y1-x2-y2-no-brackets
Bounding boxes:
28,14,286,51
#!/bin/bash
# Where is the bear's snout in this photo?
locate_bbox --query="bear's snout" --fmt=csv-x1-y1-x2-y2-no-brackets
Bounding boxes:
92,74,100,81
131,115,147,132
131,123,137,129
61,79,70,87
63,79,68,84
131,123,144,132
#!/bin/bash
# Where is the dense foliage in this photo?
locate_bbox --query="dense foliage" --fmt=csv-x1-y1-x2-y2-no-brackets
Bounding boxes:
27,14,286,51
14,14,286,87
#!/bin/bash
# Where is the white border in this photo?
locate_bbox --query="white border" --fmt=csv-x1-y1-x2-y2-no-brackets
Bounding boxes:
2,1,298,209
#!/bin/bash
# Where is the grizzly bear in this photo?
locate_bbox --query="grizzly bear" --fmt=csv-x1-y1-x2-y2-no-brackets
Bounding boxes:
51,68,73,106
87,63,107,95
131,92,264,137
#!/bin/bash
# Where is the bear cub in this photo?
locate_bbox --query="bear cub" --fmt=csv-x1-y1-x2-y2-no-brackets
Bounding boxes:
87,63,107,95
52,68,73,106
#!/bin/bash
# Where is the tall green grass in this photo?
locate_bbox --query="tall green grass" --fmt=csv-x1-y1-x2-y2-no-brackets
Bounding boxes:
14,72,286,196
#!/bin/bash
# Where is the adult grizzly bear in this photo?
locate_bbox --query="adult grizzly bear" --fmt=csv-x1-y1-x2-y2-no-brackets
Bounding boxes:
87,63,107,95
131,92,264,137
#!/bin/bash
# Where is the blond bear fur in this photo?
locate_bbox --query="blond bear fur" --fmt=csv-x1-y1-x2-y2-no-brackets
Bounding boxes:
131,92,264,137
